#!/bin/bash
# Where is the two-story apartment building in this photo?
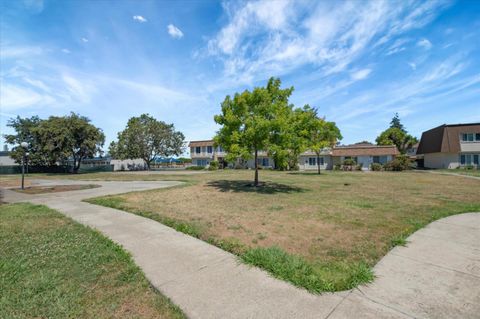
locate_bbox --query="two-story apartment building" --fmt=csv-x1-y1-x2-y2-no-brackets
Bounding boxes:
417,123,480,169
189,140,399,170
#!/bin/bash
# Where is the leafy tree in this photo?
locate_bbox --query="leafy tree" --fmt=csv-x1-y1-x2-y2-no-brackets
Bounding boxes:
4,116,57,166
214,77,294,186
37,113,105,173
303,106,342,174
110,114,185,169
389,113,405,132
4,114,104,172
376,113,417,154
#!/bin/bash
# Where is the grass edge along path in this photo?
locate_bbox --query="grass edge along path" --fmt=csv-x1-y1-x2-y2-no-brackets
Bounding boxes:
0,202,185,319
86,195,375,293
86,191,480,294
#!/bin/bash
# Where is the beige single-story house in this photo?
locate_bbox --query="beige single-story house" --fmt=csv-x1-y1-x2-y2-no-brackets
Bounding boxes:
417,123,480,169
189,140,399,170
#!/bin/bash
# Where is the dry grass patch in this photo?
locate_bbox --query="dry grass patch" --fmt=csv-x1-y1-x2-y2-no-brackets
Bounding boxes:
85,170,480,292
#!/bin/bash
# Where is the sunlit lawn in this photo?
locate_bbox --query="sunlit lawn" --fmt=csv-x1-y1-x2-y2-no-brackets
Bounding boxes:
0,203,185,319
82,169,480,292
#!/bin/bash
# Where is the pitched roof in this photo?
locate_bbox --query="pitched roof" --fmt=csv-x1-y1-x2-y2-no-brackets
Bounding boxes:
417,123,480,154
188,140,214,147
332,145,399,157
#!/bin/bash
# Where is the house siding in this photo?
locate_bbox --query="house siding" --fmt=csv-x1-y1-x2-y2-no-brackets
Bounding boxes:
424,153,460,169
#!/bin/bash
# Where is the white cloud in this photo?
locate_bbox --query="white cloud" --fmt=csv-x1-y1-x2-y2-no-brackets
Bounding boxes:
133,15,147,23
167,24,184,39
61,48,71,54
1,45,44,59
0,84,55,111
81,37,89,43
417,38,432,49
206,0,450,84
350,69,372,80
408,62,417,70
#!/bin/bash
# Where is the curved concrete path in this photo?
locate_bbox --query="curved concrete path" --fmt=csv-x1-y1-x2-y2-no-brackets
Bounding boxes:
3,179,480,318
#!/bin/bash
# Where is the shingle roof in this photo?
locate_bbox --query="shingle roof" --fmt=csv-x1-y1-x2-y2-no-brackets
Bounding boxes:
332,145,399,157
417,123,480,154
188,140,214,147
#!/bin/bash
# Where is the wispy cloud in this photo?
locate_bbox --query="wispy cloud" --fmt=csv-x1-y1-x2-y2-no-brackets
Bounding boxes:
61,48,71,54
350,69,372,81
206,0,451,85
81,37,88,43
167,24,183,39
133,15,147,23
417,38,432,49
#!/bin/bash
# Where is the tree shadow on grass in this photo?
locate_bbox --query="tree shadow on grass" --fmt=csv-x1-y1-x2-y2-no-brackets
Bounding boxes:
206,180,305,194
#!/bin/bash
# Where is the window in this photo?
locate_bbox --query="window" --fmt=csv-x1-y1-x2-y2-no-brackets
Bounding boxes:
308,157,316,166
373,156,388,164
460,154,480,166
217,146,224,152
207,146,213,153
262,158,269,166
195,147,201,154
319,157,324,165
462,133,475,142
197,159,207,166
477,133,480,141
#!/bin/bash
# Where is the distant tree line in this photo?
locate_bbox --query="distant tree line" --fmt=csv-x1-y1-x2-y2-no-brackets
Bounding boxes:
4,113,186,173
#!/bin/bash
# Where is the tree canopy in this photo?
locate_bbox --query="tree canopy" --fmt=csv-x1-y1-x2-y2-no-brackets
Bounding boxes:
109,114,185,169
4,113,105,172
302,106,342,174
376,114,417,154
214,77,341,184
214,77,294,185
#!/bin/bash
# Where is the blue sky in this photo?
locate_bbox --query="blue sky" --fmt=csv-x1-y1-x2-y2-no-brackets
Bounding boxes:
1,0,480,154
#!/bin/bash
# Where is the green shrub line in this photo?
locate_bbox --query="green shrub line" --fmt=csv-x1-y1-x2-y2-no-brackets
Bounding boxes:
86,195,480,294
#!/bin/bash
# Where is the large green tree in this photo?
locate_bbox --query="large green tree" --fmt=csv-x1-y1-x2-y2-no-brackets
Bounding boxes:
39,113,105,173
4,116,56,166
4,114,104,172
214,77,294,186
302,106,342,174
376,114,417,154
109,114,185,169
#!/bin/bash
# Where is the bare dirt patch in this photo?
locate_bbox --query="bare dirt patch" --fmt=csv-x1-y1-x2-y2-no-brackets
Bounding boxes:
13,184,101,194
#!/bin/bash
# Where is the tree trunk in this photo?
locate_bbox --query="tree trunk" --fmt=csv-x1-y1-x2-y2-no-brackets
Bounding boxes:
317,153,321,175
73,157,81,174
254,149,259,187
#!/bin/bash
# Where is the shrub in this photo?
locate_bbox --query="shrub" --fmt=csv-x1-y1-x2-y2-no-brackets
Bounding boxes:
342,158,356,166
370,163,383,171
186,166,204,170
355,163,363,171
208,160,219,171
334,163,341,171
384,155,410,171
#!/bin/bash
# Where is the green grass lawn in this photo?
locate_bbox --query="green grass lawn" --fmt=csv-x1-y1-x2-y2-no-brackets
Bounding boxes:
0,203,185,319
83,169,480,293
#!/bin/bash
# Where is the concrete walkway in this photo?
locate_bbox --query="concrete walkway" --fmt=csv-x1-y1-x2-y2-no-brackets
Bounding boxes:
3,180,480,318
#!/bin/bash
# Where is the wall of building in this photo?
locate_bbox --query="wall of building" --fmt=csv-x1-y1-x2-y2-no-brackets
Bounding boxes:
424,153,460,169
298,155,333,170
0,155,17,166
111,159,146,171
